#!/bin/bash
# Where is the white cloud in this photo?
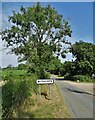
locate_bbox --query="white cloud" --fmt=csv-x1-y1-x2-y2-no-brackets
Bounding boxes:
2,53,18,68
0,36,18,68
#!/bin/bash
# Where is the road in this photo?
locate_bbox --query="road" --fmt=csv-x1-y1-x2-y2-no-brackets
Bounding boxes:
54,78,94,118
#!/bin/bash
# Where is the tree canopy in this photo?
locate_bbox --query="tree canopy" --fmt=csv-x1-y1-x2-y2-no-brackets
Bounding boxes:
2,2,72,78
69,41,95,75
47,56,62,75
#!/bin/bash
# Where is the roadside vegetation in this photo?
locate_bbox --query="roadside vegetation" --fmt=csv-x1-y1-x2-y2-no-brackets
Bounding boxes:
1,2,72,117
1,68,70,118
1,2,95,119
1,69,37,118
58,41,95,83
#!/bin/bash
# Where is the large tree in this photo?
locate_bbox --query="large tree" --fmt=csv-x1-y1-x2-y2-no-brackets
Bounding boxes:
70,41,95,75
2,2,72,78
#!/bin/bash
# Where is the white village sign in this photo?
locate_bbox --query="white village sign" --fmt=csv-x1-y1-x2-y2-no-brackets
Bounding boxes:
36,79,54,84
36,79,54,100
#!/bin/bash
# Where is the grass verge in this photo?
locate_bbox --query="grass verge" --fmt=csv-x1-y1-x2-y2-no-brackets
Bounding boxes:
18,83,71,118
2,70,71,118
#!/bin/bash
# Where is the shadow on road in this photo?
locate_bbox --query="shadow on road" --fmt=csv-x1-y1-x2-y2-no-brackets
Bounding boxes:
66,88,94,96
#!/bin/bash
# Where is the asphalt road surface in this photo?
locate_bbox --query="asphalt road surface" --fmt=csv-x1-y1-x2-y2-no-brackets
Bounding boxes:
55,79,94,118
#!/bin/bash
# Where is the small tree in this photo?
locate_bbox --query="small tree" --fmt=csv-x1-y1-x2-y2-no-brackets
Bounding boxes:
2,2,72,78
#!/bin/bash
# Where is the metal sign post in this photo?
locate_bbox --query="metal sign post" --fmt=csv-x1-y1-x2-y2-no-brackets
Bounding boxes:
49,84,51,100
37,85,41,103
39,85,41,99
36,79,54,100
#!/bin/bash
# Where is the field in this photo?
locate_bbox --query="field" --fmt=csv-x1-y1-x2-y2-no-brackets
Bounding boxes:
1,69,27,79
1,69,71,118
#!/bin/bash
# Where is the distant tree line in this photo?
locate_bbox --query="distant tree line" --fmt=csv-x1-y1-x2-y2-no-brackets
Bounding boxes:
59,41,95,82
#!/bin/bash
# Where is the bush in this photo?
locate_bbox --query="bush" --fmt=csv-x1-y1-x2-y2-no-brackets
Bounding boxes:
2,79,30,117
64,75,93,82
2,74,38,118
72,75,93,82
64,75,74,81
29,74,38,94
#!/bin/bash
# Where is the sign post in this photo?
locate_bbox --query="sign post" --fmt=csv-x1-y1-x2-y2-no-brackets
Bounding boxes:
49,84,51,100
36,79,54,100
36,79,54,85
39,85,41,99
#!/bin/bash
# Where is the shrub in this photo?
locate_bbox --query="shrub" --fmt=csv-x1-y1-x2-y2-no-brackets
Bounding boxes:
64,75,93,82
64,75,74,81
2,74,37,118
72,75,93,82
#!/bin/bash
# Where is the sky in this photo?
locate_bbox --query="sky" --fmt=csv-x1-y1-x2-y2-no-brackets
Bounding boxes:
0,2,93,68
1,0,94,2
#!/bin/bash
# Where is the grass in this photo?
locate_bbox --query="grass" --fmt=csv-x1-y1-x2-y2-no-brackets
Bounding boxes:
2,69,71,118
18,84,71,118
1,69,27,78
0,87,2,119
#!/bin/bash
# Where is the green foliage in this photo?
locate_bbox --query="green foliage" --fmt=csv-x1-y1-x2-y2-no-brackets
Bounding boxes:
76,60,93,75
59,42,95,82
61,42,95,77
36,68,50,79
64,75,93,82
2,79,30,117
69,41,95,75
2,70,27,81
48,56,62,75
60,61,75,76
2,2,72,78
72,75,93,82
70,41,94,61
59,66,65,76
2,71,38,118
63,75,74,81
18,63,26,70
